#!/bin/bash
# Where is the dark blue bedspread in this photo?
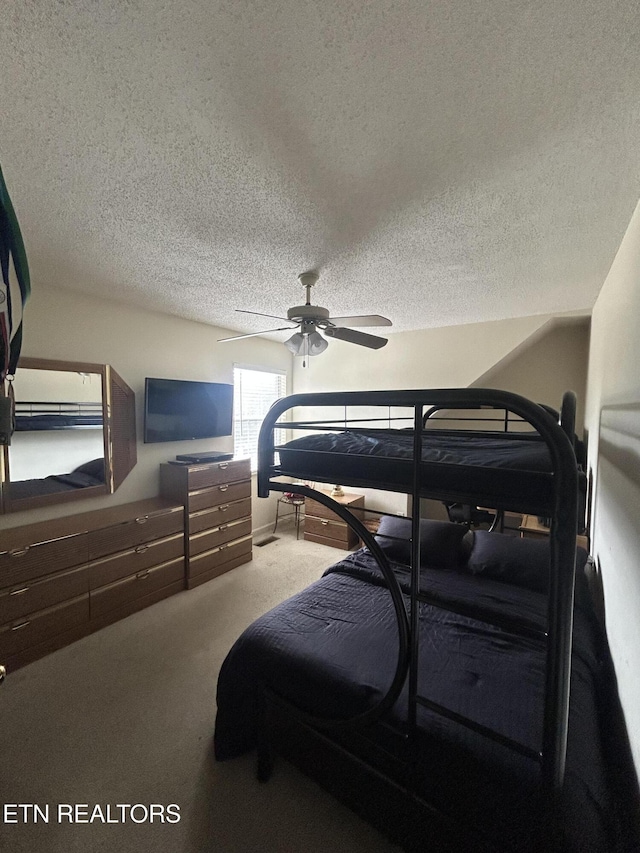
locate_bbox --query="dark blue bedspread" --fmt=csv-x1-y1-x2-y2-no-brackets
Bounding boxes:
214,547,611,851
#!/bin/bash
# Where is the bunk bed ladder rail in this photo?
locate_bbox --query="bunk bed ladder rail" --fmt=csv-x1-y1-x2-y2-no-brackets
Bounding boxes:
258,480,412,734
407,402,547,767
407,404,422,734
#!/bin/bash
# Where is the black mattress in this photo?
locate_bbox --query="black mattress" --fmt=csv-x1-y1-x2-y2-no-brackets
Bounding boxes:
15,414,103,430
276,429,585,515
215,538,611,852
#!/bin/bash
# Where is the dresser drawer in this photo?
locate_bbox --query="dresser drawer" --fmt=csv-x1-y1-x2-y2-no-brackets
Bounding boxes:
189,518,252,557
187,458,250,490
189,535,252,580
89,533,184,589
90,557,185,619
189,497,252,534
188,480,251,512
0,533,88,588
2,623,91,674
0,594,89,658
88,506,183,559
0,566,89,624
89,581,184,634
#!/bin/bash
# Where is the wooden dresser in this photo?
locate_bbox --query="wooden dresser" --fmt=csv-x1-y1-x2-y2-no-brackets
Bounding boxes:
304,490,365,549
160,458,252,589
0,497,184,673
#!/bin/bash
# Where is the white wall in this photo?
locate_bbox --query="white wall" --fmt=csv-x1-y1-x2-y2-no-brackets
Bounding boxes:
293,313,555,394
0,285,292,532
585,198,640,776
474,318,590,434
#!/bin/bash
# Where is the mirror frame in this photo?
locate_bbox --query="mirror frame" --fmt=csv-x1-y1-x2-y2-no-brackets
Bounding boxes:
0,356,136,514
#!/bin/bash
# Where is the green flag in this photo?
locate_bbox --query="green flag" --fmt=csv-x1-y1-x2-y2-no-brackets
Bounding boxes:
0,165,31,381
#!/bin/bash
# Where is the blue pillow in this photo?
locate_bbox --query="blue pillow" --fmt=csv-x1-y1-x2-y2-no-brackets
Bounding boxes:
467,530,587,592
72,458,105,481
374,516,472,570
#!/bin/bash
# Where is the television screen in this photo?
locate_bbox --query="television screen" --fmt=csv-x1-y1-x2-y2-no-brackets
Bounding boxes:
144,378,233,443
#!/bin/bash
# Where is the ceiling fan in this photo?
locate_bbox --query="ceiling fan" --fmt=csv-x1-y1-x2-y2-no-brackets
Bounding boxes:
218,272,392,362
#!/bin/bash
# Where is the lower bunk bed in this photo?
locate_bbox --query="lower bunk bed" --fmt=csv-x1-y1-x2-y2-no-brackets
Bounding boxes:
214,520,614,853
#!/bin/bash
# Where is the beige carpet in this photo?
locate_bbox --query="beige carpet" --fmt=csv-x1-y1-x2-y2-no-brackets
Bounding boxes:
0,522,401,852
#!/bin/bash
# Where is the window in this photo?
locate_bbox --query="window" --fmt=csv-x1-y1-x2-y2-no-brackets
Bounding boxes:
233,366,287,470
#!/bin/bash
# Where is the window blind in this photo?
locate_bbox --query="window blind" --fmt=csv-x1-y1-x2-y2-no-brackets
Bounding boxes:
233,367,287,470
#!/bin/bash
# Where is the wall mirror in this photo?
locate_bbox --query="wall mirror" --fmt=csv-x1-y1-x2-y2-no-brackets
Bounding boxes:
0,357,137,514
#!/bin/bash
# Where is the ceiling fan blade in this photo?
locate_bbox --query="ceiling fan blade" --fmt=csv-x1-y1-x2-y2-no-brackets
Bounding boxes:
218,326,295,343
324,326,388,349
326,314,392,328
236,308,294,323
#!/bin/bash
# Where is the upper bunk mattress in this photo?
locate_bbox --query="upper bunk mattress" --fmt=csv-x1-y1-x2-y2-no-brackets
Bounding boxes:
276,429,584,515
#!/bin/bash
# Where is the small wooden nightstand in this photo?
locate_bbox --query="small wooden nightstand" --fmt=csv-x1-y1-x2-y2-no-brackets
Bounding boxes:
304,490,365,549
520,514,589,551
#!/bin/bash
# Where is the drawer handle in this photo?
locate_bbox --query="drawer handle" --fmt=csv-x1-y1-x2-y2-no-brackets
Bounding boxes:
11,620,30,631
136,570,151,580
218,462,229,470
219,504,229,512
9,547,30,558
135,516,149,525
219,485,229,492
320,520,329,526
219,524,228,531
135,545,149,554
10,587,29,597
219,544,228,551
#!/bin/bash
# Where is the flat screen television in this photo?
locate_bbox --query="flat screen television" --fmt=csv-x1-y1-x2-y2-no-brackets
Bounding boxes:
143,378,234,443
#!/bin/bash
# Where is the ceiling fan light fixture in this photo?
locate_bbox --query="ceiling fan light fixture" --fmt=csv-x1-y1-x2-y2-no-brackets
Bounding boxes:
284,330,328,357
307,330,328,355
284,332,305,355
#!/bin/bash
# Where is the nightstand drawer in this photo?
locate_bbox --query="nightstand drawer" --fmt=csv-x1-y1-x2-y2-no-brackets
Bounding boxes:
188,480,251,512
189,497,252,532
305,495,364,521
89,533,184,589
189,518,252,557
0,594,89,658
305,516,355,545
187,458,250,490
0,566,89,625
304,531,354,550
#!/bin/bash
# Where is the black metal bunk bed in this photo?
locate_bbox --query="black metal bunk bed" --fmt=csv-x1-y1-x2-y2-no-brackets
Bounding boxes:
215,388,609,852
13,400,104,430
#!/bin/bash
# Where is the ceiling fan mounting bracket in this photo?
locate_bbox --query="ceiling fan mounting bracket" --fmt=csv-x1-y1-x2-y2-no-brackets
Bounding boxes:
298,271,319,288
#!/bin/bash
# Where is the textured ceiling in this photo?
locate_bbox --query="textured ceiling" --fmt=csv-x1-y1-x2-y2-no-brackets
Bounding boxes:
2,1,640,339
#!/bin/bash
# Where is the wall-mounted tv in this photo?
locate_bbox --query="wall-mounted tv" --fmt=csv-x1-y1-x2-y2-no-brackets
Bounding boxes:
143,378,233,444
